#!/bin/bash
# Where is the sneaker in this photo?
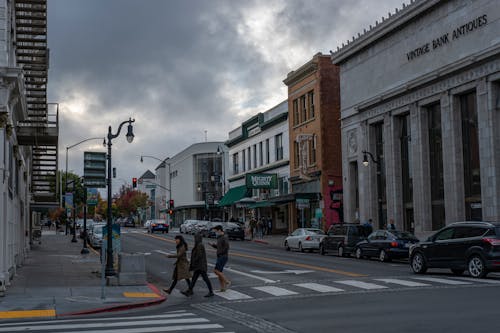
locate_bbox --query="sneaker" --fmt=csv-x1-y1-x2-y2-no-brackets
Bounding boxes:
204,292,215,297
219,288,226,292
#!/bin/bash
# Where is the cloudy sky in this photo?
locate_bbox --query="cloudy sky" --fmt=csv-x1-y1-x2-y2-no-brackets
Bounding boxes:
48,0,404,194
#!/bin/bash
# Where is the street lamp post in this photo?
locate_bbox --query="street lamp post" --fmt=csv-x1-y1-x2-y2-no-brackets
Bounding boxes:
105,118,135,276
361,150,384,229
65,137,106,236
140,155,171,221
217,146,226,220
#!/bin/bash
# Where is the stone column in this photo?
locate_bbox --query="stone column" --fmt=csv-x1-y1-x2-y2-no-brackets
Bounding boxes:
384,112,401,228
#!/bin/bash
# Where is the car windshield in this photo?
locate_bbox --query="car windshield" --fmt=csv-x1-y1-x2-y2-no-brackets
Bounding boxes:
305,229,325,235
391,231,418,240
226,223,239,228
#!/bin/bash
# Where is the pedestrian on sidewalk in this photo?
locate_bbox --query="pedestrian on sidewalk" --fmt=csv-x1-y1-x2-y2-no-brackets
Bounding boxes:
163,235,191,295
181,233,214,297
267,216,272,235
209,225,231,292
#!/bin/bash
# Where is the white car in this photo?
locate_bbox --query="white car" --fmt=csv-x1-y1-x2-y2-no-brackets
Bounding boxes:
284,228,325,252
180,220,198,233
144,220,152,229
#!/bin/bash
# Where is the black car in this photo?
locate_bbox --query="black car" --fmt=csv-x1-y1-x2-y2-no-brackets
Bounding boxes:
124,217,135,228
354,230,419,262
224,222,245,240
410,221,500,278
319,223,372,256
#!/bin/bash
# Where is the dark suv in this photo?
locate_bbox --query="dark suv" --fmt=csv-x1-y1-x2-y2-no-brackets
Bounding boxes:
410,221,500,278
319,223,372,256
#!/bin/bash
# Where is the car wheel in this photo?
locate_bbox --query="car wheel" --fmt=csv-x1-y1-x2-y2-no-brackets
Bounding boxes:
338,246,345,257
451,269,464,275
319,244,326,255
410,252,427,274
285,241,290,251
379,249,390,262
299,242,304,252
468,255,488,278
355,247,363,259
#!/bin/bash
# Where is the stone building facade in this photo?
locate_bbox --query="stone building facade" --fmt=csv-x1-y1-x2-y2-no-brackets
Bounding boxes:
283,53,342,231
332,0,500,236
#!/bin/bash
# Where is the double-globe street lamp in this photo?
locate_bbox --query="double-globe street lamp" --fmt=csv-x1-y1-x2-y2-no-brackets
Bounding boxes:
140,155,171,221
104,118,135,276
65,137,106,240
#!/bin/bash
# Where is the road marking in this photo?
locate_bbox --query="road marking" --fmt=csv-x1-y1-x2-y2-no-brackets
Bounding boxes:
0,318,211,332
250,270,313,275
208,263,277,283
155,250,175,256
412,277,471,285
335,280,388,290
293,283,344,293
0,309,55,319
253,286,298,296
374,278,430,287
214,289,253,300
231,252,366,277
452,277,500,284
75,324,224,333
123,292,160,298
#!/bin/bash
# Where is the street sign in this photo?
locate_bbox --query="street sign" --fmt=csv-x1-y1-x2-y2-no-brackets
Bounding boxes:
87,188,98,206
83,152,107,188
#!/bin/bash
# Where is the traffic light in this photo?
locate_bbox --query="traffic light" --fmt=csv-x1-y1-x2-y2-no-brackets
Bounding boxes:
169,199,174,209
132,177,137,188
168,209,173,215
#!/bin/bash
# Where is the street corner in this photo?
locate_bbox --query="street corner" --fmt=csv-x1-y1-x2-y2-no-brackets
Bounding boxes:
0,309,56,320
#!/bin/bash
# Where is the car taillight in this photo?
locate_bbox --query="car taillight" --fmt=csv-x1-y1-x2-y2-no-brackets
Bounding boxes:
482,238,500,246
390,241,399,247
305,236,311,241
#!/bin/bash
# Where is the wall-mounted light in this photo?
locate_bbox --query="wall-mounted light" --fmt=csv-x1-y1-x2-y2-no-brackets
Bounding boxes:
362,150,379,166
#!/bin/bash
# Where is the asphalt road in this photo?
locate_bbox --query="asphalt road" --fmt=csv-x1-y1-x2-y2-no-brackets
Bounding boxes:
116,228,500,332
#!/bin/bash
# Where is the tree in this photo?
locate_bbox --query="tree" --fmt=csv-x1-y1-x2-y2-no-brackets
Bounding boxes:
114,185,148,217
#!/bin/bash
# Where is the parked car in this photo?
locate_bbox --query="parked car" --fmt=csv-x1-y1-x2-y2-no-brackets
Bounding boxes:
123,217,135,228
90,223,106,248
319,223,372,256
180,220,198,234
224,222,245,240
79,219,95,240
143,220,152,229
204,222,224,238
353,230,419,262
284,228,325,252
409,221,500,278
148,219,169,233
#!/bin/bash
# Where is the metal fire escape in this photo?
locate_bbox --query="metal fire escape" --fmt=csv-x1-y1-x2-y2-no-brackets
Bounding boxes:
15,0,59,206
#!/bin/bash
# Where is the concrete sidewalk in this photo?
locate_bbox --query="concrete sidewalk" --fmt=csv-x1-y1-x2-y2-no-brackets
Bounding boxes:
0,230,165,320
250,234,287,247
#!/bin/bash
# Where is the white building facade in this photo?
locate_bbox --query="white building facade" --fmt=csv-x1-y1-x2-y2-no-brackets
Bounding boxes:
223,101,290,232
332,0,500,237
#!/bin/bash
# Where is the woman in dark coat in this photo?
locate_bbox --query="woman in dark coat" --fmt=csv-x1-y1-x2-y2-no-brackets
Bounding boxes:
163,235,191,294
182,232,214,297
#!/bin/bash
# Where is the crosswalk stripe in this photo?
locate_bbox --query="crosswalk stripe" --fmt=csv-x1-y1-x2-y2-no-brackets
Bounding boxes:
412,277,471,285
335,280,388,290
253,286,298,296
293,283,344,293
214,289,253,300
59,324,224,333
452,277,500,284
374,278,430,287
0,318,210,332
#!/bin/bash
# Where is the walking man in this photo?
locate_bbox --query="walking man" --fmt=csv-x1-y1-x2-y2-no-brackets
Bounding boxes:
209,225,231,291
182,233,214,297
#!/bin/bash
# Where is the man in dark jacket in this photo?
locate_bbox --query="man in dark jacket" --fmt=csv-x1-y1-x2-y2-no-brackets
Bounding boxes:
210,225,231,292
182,233,214,297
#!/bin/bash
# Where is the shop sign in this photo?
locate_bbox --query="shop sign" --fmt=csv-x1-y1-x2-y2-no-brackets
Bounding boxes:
246,173,278,189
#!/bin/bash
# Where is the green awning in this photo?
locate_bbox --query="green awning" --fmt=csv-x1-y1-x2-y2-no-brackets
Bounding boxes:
218,185,249,207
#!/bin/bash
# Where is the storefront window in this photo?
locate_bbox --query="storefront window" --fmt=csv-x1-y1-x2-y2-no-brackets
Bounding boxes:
428,103,445,230
194,153,222,202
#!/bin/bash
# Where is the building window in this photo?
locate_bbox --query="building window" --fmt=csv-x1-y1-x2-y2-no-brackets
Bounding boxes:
428,103,445,230
259,142,263,166
400,114,413,232
308,91,314,119
293,141,299,168
293,99,299,126
461,92,481,220
247,147,251,170
372,122,386,229
300,96,307,123
242,150,246,172
194,153,222,202
233,153,239,174
309,135,316,165
265,139,270,164
275,133,283,161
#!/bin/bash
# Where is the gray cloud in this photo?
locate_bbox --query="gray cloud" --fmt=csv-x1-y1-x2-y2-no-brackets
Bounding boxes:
48,0,405,194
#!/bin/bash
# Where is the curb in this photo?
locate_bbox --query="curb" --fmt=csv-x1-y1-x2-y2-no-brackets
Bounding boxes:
252,239,269,245
59,283,167,317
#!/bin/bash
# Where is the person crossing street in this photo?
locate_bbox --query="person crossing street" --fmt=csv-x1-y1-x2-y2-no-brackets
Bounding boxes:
209,225,231,292
181,232,214,297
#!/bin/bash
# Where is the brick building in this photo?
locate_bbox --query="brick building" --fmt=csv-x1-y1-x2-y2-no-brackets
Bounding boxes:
283,53,342,231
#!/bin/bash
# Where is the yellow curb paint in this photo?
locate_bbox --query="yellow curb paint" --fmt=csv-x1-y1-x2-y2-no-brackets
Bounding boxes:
123,292,160,298
137,233,366,278
0,309,56,319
